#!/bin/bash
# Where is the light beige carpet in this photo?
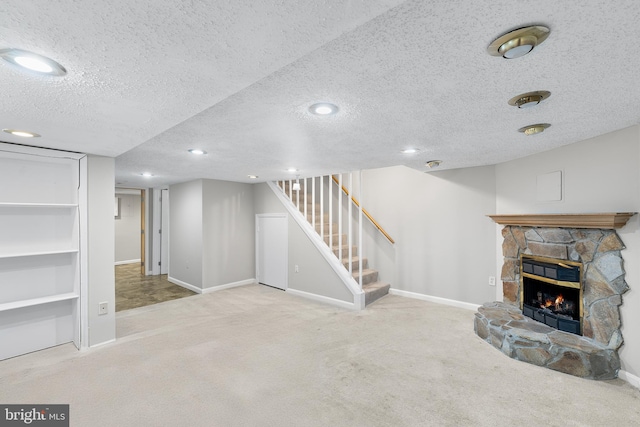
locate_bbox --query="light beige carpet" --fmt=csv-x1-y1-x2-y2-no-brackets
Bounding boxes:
1,284,639,426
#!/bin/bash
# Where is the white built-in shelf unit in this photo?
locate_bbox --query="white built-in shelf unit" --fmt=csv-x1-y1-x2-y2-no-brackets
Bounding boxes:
0,144,85,360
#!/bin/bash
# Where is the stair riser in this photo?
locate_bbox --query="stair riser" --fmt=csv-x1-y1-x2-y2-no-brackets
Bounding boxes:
323,234,348,245
306,213,331,222
314,223,337,233
364,283,391,306
343,258,368,270
332,246,358,257
298,205,323,213
353,271,379,286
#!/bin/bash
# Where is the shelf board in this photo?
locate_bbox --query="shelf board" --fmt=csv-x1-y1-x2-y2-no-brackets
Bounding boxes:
488,213,636,229
0,249,79,259
0,202,78,208
0,292,79,312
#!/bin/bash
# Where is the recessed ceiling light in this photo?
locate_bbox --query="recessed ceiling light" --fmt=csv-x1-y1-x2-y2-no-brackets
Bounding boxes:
188,149,207,155
248,175,258,179
287,168,298,173
425,160,442,168
0,48,67,76
141,172,154,177
487,26,550,59
309,103,339,115
508,91,551,109
3,128,40,138
401,148,419,154
518,123,551,135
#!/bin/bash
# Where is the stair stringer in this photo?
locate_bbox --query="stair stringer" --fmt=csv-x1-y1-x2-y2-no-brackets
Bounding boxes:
267,181,365,310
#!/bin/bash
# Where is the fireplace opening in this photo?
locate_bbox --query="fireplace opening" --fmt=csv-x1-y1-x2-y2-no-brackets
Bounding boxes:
520,256,582,335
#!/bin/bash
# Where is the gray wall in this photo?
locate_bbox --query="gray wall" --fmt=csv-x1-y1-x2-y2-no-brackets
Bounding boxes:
87,155,116,346
202,179,255,287
114,193,141,263
253,183,353,302
163,128,640,382
496,125,640,379
169,180,203,288
360,165,497,304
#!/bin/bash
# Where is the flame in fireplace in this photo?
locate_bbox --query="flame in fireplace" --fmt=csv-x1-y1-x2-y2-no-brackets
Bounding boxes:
540,294,564,311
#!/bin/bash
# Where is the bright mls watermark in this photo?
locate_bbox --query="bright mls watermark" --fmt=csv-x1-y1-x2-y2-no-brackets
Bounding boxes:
0,405,68,426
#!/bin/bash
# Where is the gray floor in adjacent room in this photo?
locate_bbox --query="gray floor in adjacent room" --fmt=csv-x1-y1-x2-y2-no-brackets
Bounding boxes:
1,284,639,426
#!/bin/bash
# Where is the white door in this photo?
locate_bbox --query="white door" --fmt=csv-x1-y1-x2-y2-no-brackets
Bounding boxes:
256,214,287,290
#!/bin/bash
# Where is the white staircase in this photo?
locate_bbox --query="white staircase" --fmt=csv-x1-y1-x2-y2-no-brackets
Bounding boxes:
278,176,391,306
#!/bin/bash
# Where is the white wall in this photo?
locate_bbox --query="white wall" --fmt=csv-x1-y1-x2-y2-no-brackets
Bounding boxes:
202,180,255,288
495,125,640,379
86,155,116,346
114,193,141,263
360,165,497,304
168,180,203,289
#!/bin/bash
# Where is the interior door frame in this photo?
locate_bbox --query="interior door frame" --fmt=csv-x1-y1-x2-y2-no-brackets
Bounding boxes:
140,189,146,275
160,189,169,275
255,213,288,290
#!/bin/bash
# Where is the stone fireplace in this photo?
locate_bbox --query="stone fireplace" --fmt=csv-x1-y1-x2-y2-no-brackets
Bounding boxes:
475,213,634,380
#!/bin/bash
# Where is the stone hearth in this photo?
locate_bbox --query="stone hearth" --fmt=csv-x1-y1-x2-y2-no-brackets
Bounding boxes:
475,302,620,379
475,219,631,380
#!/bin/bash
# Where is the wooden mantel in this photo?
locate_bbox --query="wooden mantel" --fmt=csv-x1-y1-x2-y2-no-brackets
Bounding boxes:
488,213,636,229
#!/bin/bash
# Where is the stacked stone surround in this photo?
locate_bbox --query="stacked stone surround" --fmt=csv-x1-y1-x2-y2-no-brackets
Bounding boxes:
474,226,628,379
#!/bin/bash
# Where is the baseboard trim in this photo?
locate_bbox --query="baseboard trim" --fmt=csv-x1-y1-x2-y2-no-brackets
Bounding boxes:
619,370,640,390
286,288,355,310
89,338,116,349
168,277,202,294
389,289,481,311
168,277,256,294
202,279,256,294
114,259,141,266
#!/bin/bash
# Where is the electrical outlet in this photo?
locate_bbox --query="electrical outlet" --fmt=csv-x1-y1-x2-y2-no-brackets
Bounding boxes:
295,265,299,273
489,276,496,286
99,302,108,315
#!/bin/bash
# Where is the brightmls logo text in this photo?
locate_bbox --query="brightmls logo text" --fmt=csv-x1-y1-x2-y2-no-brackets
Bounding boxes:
0,405,68,427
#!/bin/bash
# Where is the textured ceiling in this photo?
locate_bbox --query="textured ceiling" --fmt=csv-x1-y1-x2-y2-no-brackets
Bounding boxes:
2,0,640,187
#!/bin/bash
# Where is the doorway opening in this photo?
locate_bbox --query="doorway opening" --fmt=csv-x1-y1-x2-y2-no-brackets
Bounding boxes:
115,188,194,311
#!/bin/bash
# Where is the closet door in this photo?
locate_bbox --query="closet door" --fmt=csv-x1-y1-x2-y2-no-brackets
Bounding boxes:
0,144,84,360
